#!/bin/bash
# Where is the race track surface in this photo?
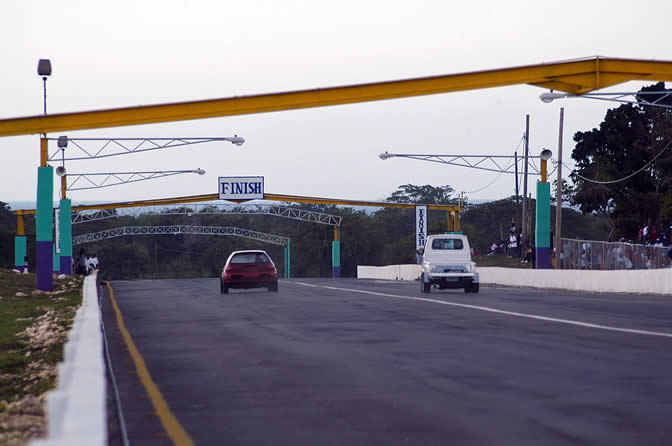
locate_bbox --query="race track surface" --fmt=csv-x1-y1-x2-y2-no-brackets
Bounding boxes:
101,278,672,446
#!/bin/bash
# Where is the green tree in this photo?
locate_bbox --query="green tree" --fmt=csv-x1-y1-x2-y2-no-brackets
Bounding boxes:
570,82,672,241
386,184,459,205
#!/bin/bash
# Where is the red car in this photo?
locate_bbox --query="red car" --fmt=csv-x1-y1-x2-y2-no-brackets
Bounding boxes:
220,250,278,293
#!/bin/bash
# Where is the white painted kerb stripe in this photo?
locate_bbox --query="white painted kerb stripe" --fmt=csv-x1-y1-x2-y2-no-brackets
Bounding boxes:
292,282,672,339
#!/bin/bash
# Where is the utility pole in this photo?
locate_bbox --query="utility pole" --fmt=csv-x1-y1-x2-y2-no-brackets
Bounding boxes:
514,150,520,229
154,242,158,279
554,107,564,269
522,115,530,249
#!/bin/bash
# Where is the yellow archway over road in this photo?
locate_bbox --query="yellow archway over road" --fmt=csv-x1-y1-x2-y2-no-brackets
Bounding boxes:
1,57,672,137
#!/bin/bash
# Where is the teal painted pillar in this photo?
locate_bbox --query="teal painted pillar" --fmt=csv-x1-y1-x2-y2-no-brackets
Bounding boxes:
59,199,72,275
14,236,27,272
332,240,341,278
284,240,291,279
535,181,551,269
36,165,54,290
53,243,59,272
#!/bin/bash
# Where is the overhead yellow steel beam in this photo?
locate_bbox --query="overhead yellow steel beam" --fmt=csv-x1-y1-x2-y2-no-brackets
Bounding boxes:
13,192,461,215
2,57,671,137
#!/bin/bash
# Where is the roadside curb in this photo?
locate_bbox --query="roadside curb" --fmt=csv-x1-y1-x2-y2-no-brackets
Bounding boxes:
31,272,106,446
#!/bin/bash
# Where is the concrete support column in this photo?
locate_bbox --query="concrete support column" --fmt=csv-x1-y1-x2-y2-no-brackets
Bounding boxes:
53,243,60,273
59,199,72,275
14,236,27,272
14,213,26,272
535,181,551,269
332,241,341,278
36,164,54,291
283,240,291,279
332,226,341,278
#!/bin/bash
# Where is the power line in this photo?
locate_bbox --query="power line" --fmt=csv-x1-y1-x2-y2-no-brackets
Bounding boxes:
464,136,525,195
566,139,672,185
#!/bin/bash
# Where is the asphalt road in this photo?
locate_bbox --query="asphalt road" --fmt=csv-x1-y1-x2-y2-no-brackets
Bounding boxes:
101,278,672,446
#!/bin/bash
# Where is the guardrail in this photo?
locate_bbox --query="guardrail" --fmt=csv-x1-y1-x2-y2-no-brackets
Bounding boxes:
559,238,671,270
31,273,106,446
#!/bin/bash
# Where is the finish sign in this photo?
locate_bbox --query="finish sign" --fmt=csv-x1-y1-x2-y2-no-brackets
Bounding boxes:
218,176,264,200
415,205,427,250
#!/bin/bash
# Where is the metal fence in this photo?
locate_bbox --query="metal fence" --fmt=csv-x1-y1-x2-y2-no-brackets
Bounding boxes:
559,238,671,270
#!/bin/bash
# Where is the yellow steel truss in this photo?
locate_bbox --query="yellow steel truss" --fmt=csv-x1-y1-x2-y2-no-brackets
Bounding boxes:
2,57,671,137
13,192,461,214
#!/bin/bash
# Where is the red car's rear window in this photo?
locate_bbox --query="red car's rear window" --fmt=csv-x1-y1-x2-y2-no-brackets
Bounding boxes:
230,253,271,264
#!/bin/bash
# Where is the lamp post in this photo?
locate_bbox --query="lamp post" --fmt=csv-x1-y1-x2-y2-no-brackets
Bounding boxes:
35,134,239,278
540,91,672,110
36,59,54,290
380,150,553,268
55,136,72,275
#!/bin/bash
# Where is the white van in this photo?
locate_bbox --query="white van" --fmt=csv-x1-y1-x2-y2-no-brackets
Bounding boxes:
420,233,479,293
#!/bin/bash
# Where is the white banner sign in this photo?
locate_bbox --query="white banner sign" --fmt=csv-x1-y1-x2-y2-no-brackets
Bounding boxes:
54,207,61,254
218,176,264,200
415,205,427,250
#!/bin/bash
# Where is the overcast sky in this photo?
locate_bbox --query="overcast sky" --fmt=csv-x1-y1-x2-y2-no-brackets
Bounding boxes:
1,0,670,208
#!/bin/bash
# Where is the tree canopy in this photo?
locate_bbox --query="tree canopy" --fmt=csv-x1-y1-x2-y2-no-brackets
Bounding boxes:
1,183,608,277
569,82,672,241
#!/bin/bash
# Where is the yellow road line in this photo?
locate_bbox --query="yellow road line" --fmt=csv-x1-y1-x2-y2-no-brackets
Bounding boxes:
104,282,195,446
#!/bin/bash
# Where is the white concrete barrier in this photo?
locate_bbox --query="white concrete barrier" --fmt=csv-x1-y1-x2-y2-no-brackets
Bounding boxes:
357,264,421,281
32,273,106,446
357,264,672,295
478,267,672,295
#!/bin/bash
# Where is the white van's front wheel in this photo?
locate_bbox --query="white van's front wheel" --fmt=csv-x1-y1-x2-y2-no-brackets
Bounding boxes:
420,274,431,293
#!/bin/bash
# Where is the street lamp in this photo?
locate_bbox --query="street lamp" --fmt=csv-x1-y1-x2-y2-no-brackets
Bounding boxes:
45,136,245,161
540,90,672,109
380,149,555,269
37,59,51,115
64,168,207,191
35,59,54,290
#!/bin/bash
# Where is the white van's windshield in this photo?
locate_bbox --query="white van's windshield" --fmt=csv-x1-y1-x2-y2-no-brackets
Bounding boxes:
431,238,464,250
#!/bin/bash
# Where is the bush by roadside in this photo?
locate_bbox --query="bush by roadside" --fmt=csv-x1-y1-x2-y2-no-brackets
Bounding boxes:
0,269,82,446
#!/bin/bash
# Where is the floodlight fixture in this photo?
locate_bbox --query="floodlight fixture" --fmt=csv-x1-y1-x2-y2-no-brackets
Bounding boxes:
57,136,68,148
540,149,553,160
539,92,567,103
37,59,52,77
229,135,245,146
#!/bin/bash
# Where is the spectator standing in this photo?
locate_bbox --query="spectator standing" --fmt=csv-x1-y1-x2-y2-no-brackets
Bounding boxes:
88,253,99,271
509,232,519,258
77,248,88,275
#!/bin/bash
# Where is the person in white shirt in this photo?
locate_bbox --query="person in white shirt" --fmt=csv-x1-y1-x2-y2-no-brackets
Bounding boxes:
88,254,99,271
509,233,518,258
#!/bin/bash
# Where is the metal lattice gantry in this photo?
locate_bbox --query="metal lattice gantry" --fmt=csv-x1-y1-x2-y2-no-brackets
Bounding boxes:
47,137,245,161
67,169,206,191
379,153,545,175
539,90,672,110
71,204,342,226
72,225,289,247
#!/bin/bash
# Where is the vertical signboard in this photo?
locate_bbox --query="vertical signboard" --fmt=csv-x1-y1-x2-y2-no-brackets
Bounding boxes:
415,205,427,250
54,207,60,254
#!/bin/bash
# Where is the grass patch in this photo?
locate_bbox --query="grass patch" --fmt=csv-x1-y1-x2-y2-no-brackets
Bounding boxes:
0,269,82,402
474,253,534,269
